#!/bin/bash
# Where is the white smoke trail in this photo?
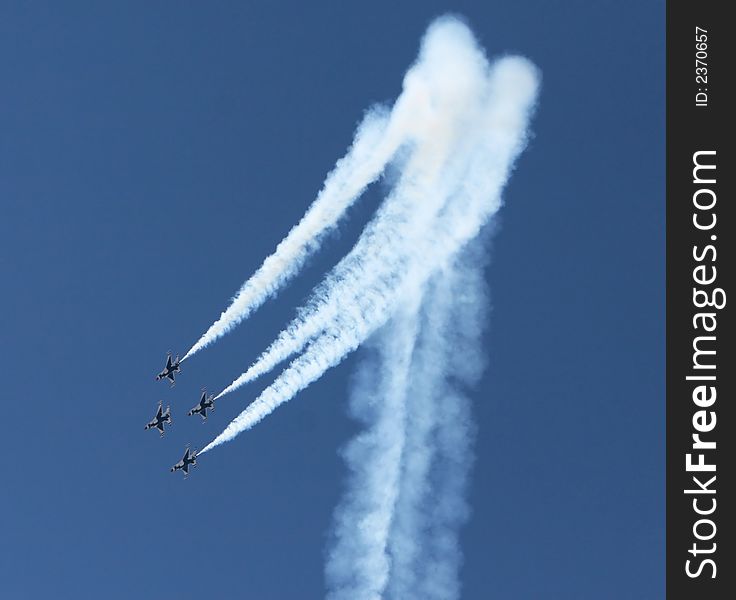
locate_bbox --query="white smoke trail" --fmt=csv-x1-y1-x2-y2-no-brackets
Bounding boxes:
182,16,508,363
198,20,537,454
190,16,539,600
324,240,488,600
324,298,420,600
181,109,396,361
384,272,457,599
388,241,489,600
199,57,536,449
214,154,454,395
210,40,537,401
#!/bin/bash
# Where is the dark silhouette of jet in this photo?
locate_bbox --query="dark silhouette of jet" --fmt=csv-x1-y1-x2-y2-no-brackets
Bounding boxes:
170,446,197,478
155,352,181,387
188,390,215,421
144,401,172,437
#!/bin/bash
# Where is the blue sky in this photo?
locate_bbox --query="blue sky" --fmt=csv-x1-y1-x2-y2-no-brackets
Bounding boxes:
0,2,664,599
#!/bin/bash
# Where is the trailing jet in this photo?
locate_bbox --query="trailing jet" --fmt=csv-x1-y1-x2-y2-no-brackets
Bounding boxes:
155,352,181,386
188,390,215,421
170,446,197,477
144,401,172,437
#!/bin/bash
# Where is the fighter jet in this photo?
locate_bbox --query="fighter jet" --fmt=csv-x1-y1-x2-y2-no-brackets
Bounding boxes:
144,401,172,437
170,446,197,477
155,352,181,386
187,390,215,421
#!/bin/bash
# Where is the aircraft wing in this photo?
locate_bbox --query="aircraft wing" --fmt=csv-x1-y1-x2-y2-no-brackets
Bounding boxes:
166,355,173,369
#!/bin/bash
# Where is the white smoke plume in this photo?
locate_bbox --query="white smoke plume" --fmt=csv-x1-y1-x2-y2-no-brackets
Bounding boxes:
188,14,539,600
324,242,487,600
181,12,505,363
387,242,489,600
199,19,538,453
324,298,420,600
181,108,396,361
182,15,535,363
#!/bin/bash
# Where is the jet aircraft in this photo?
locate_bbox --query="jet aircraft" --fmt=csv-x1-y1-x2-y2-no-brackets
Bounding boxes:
170,446,197,477
188,390,215,421
144,401,172,437
155,352,181,386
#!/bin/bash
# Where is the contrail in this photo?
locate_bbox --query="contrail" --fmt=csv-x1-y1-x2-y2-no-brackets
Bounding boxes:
384,271,458,600
388,242,488,600
181,13,500,363
207,45,538,405
214,153,456,396
181,108,396,361
198,64,537,458
324,298,420,600
324,245,487,600
198,20,538,454
187,15,539,600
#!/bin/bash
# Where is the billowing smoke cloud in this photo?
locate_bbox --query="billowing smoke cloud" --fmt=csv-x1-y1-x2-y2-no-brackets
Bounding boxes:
199,19,538,452
207,20,511,386
181,12,508,363
188,14,538,600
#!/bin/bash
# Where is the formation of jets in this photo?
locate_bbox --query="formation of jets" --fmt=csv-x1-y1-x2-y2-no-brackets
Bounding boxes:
146,352,213,477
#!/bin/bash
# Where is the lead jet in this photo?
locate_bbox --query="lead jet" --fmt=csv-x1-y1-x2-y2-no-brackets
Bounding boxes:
187,390,215,421
155,352,181,387
170,446,197,478
144,401,172,437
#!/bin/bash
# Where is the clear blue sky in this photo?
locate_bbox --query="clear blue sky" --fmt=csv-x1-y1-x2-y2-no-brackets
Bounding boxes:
0,2,664,598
